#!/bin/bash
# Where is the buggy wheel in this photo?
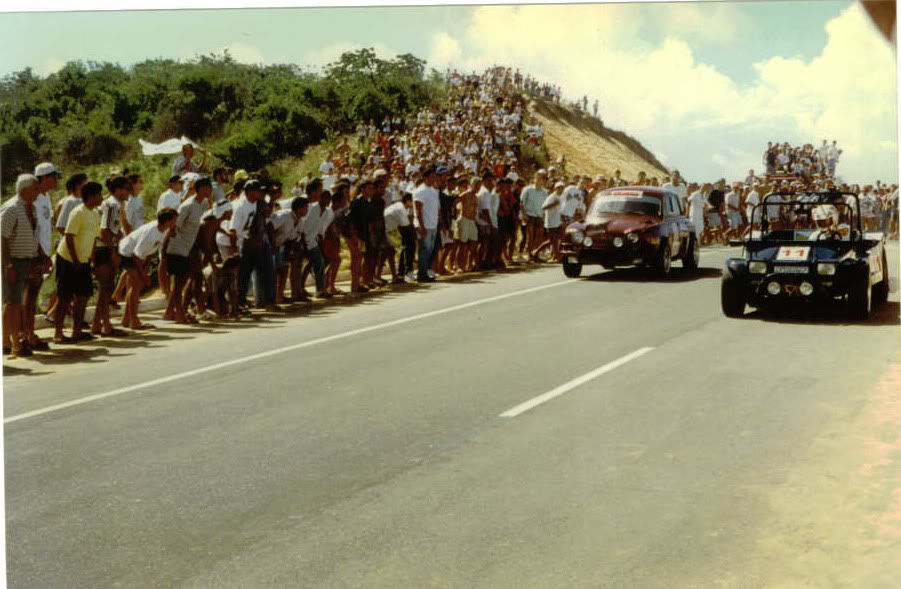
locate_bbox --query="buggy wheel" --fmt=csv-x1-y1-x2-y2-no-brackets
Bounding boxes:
682,235,700,271
872,254,889,306
654,240,672,277
848,272,872,320
721,271,746,318
562,260,582,278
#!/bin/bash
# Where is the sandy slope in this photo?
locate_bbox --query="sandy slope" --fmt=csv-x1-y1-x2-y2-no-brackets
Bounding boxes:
527,97,669,181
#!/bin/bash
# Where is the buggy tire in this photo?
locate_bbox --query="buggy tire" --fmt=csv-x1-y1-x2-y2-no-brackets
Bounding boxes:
848,271,872,320
562,260,582,278
872,254,889,306
721,271,746,318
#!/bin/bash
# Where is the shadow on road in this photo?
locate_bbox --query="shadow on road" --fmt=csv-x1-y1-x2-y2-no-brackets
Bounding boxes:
746,301,900,327
583,266,722,283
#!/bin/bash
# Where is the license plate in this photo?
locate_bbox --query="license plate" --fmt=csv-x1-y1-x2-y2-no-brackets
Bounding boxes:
567,256,579,264
776,246,810,261
774,265,808,274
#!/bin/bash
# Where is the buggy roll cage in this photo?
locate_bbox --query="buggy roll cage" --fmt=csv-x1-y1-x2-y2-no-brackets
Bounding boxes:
738,190,862,245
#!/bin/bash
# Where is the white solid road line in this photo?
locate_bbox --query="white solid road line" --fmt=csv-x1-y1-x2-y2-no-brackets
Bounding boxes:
499,347,655,418
5,279,575,425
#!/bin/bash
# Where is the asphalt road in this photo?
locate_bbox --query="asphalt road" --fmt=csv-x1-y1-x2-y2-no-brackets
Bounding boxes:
4,245,900,588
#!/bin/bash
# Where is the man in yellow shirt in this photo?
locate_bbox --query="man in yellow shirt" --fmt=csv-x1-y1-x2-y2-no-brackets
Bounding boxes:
54,181,103,343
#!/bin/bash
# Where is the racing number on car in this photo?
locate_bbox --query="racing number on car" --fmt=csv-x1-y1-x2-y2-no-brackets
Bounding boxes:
776,246,810,261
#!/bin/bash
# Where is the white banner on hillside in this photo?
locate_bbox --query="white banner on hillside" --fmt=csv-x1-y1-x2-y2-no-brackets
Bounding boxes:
139,136,198,156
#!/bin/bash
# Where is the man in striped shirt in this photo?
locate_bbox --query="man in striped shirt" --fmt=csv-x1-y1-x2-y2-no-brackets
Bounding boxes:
2,175,41,357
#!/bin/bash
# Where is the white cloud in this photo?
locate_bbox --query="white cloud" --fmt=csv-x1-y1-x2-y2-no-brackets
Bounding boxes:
221,43,265,65
298,42,398,72
36,57,66,76
429,3,897,184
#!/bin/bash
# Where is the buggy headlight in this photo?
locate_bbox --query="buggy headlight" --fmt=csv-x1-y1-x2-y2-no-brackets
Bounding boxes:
569,230,585,244
613,237,624,248
800,282,814,296
816,263,836,276
626,232,639,243
749,261,767,274
766,281,781,295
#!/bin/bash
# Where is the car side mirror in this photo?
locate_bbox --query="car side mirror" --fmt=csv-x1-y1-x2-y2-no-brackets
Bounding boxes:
728,239,744,247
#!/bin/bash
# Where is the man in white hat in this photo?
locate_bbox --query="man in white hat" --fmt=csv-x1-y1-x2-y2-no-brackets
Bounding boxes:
24,162,59,351
2,175,42,356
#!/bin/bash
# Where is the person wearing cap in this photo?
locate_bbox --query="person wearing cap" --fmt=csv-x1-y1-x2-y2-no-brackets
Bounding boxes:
2,175,42,356
52,181,104,346
158,175,185,212
22,162,59,351
530,181,566,262
117,208,178,331
172,143,207,177
413,166,441,282
519,170,549,258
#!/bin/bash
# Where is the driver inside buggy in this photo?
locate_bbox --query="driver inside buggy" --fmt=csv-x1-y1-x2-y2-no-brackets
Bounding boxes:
807,202,851,241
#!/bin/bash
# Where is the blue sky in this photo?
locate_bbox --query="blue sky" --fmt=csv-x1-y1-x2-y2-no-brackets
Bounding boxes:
1,1,896,184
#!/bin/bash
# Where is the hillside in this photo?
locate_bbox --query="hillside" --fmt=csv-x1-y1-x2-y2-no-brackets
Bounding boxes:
527,97,669,180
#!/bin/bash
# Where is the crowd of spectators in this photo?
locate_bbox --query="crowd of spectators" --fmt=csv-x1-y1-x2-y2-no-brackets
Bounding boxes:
763,140,842,181
2,68,898,358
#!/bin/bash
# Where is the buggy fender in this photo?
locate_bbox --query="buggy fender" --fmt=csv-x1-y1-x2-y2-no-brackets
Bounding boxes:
725,258,748,279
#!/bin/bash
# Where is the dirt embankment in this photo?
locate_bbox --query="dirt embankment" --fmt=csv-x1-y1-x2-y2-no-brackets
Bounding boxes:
527,98,669,181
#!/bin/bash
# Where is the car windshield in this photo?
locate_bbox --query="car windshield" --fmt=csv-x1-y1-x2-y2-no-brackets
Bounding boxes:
590,194,661,217
750,198,853,241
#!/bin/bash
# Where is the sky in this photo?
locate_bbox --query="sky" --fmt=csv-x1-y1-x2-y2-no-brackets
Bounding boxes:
0,1,898,184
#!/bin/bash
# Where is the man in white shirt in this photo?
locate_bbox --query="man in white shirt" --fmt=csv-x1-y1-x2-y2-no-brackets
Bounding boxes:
117,209,178,330
476,174,499,268
413,166,441,282
663,170,689,213
299,180,330,298
172,143,206,177
519,170,549,255
561,177,588,223
530,182,565,261
724,185,743,238
22,162,59,351
157,175,184,212
745,183,761,228
56,173,87,237
687,183,706,238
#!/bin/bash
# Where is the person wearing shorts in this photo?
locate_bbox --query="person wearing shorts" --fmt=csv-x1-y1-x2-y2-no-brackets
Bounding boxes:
118,209,177,330
2,175,42,356
92,175,130,337
53,181,103,344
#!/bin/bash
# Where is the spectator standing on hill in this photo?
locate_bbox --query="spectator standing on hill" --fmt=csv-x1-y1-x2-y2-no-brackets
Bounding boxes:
172,143,207,177
2,175,42,357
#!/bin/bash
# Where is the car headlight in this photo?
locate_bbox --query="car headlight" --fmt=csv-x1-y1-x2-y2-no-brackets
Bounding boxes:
626,232,639,243
749,261,767,274
766,281,781,295
583,237,593,247
569,230,585,244
816,263,836,276
613,236,624,248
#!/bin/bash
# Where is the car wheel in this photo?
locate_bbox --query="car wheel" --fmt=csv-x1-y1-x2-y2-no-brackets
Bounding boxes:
872,253,889,306
654,240,672,277
562,260,582,278
848,271,872,320
721,271,746,318
682,235,700,271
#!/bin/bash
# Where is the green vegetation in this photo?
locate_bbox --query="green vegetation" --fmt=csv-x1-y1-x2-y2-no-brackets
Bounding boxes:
0,48,446,195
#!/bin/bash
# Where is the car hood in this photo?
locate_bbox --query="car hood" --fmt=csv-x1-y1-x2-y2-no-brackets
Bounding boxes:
585,214,659,234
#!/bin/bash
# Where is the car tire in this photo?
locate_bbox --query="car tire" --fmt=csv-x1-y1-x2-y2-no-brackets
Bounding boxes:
682,235,700,271
872,253,889,306
848,271,872,320
562,260,582,278
721,271,746,318
654,240,672,277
